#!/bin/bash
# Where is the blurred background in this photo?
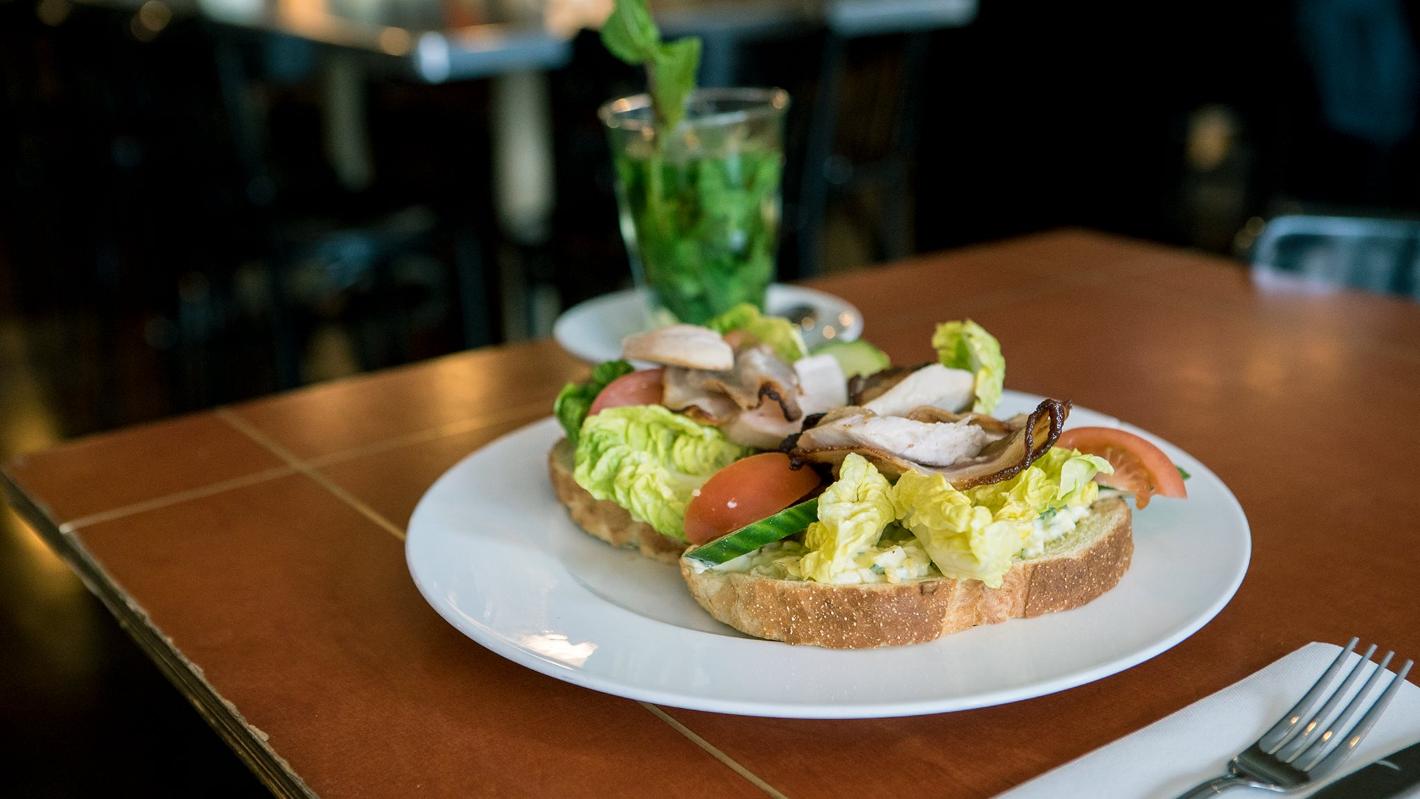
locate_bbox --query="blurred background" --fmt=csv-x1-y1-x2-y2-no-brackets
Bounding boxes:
3,0,1419,792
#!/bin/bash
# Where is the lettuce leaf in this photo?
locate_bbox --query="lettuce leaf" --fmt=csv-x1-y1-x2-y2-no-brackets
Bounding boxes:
892,470,1023,588
572,405,750,539
706,303,807,363
966,448,1113,520
553,360,634,444
931,320,1004,414
800,453,895,582
892,448,1114,587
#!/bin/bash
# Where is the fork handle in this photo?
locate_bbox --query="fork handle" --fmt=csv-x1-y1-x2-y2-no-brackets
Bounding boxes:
1175,775,1252,798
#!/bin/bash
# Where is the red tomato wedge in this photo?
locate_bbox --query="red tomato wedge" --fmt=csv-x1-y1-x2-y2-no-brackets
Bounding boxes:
684,453,822,545
588,368,664,416
1055,426,1187,509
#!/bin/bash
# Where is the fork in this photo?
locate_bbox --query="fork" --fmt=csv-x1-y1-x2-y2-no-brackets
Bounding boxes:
1176,638,1413,797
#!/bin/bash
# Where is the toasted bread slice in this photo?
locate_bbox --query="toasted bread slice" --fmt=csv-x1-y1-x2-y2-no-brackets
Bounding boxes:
679,497,1132,648
548,438,687,563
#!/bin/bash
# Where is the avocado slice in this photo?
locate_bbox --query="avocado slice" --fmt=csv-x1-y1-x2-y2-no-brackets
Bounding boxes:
812,339,890,379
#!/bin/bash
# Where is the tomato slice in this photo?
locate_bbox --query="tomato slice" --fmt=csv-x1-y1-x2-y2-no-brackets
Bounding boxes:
1055,426,1187,510
588,368,664,416
684,453,822,545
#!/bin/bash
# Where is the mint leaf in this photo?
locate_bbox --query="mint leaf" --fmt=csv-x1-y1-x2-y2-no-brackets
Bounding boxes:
1177,465,1192,481
600,0,659,64
600,0,700,131
650,37,701,131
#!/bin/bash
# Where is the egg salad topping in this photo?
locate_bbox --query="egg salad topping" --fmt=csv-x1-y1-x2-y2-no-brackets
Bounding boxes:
705,448,1113,588
1020,503,1092,559
713,539,940,584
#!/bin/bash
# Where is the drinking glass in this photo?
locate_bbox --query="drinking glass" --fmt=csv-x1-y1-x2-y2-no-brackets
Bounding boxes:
599,88,790,325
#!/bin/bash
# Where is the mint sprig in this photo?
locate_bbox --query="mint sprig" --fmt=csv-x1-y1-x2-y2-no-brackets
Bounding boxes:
601,0,701,131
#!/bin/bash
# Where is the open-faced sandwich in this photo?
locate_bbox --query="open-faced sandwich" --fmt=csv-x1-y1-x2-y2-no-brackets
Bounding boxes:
550,312,1188,648
548,304,865,561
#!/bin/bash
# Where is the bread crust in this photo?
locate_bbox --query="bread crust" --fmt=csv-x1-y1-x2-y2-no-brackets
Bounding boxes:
548,438,687,563
679,497,1133,648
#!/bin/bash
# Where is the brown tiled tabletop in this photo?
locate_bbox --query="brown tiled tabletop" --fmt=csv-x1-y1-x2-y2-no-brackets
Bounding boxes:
7,230,1420,797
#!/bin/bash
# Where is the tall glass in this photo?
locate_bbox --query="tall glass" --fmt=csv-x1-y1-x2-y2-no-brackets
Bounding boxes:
599,88,790,325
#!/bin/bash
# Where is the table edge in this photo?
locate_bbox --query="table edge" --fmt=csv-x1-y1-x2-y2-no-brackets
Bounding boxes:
1,471,316,799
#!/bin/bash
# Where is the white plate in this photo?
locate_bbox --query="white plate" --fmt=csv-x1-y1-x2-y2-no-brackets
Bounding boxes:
406,391,1251,718
552,284,864,364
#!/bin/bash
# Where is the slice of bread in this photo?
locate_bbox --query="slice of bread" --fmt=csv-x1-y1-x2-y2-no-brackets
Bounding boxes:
678,497,1132,648
548,438,688,563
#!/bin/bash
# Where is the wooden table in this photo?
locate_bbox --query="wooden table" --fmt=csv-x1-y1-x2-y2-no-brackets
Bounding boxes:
7,230,1419,797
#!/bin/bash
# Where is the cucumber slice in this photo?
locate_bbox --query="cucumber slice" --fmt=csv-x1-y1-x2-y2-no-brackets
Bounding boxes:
685,498,819,565
812,339,890,379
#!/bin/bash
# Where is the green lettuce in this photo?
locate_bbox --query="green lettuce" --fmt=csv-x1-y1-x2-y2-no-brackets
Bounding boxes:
892,471,1023,588
966,448,1113,521
572,405,750,539
800,454,895,582
706,303,807,363
553,360,634,444
932,320,1004,414
892,448,1114,587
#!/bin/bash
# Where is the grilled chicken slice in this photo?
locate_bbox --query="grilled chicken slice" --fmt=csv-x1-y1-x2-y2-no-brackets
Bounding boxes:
662,345,803,422
793,410,994,468
861,364,975,417
790,398,1070,488
718,355,848,449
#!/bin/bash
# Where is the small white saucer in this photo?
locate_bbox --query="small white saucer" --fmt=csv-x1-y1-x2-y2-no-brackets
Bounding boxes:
553,284,864,363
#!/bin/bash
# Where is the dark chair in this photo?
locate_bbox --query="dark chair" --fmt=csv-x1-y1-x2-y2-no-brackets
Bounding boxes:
1249,214,1420,299
793,0,976,277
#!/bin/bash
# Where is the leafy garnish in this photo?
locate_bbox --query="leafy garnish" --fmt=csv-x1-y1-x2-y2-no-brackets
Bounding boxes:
705,303,807,362
553,360,634,444
599,0,658,63
600,0,701,131
1177,465,1192,481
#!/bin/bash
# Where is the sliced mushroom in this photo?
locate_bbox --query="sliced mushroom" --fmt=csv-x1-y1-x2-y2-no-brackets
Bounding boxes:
623,325,734,370
664,381,739,425
790,398,1071,489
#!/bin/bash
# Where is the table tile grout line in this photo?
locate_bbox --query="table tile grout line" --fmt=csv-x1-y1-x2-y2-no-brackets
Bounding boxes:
219,411,791,798
304,400,550,469
215,409,408,542
639,703,791,799
41,403,551,534
59,464,299,533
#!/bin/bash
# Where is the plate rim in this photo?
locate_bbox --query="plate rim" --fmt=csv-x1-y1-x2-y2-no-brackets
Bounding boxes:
406,394,1251,718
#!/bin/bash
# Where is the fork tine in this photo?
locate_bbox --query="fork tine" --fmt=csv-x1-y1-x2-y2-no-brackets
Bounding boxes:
1287,650,1392,766
1258,637,1358,752
1273,643,1378,759
1300,657,1413,776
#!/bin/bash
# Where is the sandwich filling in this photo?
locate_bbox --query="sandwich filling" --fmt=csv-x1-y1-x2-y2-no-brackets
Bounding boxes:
708,446,1111,587
556,312,1124,593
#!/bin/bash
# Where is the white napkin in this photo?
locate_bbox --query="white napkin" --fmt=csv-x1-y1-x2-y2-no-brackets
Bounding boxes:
1002,643,1420,799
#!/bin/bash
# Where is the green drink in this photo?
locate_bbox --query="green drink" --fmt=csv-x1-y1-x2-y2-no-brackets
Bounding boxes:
601,88,789,325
